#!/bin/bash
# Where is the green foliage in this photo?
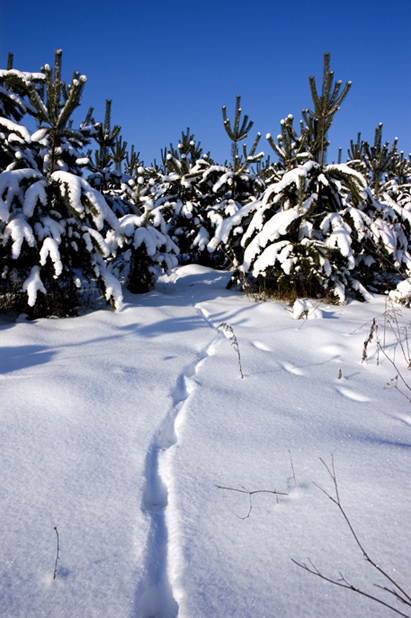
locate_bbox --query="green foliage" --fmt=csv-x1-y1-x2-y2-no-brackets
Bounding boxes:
210,157,411,303
222,95,263,172
164,127,205,176
361,123,400,199
303,51,352,166
91,99,122,170
266,114,311,172
0,52,123,316
1,49,410,316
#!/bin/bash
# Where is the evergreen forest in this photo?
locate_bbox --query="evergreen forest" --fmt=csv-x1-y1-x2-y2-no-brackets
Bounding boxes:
1,50,410,318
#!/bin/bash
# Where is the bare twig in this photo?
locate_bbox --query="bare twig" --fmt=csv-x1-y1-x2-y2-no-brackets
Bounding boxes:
53,526,60,580
216,484,288,519
294,456,411,616
297,301,322,329
288,450,297,487
292,558,411,618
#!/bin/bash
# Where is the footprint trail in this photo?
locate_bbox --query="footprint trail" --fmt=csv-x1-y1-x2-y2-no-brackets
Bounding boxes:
135,303,220,618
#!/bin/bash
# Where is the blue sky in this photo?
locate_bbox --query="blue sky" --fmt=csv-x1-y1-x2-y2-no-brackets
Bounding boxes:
1,0,410,167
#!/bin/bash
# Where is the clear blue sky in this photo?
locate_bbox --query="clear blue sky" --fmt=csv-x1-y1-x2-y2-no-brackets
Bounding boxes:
1,0,410,167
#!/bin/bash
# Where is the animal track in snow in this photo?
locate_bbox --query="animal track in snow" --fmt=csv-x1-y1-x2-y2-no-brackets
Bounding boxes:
252,341,272,352
397,414,411,427
137,303,220,618
282,362,305,376
320,343,343,361
335,385,370,402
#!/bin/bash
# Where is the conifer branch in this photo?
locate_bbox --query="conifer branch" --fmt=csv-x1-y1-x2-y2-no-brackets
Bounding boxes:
222,95,255,172
306,52,352,166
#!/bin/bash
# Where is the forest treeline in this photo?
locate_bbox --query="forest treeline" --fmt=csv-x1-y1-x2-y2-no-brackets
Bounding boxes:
1,50,410,317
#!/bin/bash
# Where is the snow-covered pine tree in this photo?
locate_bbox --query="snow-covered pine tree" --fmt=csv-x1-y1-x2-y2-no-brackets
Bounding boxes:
95,134,180,293
345,125,411,295
156,128,216,263
0,51,123,317
208,54,411,302
349,123,400,200
198,97,265,268
86,100,130,217
209,160,375,301
209,158,411,303
106,198,179,294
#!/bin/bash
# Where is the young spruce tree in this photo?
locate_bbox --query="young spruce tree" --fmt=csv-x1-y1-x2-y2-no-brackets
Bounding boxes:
0,50,122,316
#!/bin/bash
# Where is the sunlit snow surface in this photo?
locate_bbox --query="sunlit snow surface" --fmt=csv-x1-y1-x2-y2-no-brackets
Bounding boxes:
0,265,410,618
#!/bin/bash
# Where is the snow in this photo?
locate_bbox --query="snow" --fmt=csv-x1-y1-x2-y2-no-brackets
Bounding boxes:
99,265,124,310
321,212,354,264
208,199,257,252
51,171,119,231
23,179,48,218
0,169,42,210
0,117,32,142
0,195,9,220
250,240,294,277
291,298,323,320
262,160,317,206
21,265,46,306
0,69,46,84
242,203,314,272
31,128,49,143
389,278,411,304
51,171,84,216
3,213,35,258
39,237,63,276
325,163,367,188
0,264,410,618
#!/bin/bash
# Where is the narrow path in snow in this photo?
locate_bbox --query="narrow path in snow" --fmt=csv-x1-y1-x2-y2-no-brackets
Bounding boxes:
135,296,222,618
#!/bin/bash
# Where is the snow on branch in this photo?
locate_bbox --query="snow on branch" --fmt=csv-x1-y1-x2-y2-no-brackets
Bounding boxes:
22,265,46,306
3,214,35,259
40,237,63,276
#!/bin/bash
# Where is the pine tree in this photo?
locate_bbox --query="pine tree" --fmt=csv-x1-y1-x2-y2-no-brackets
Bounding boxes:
0,51,123,316
164,127,205,176
85,101,131,217
146,128,213,264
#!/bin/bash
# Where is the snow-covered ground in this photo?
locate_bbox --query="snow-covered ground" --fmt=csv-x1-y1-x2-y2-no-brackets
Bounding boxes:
1,265,410,618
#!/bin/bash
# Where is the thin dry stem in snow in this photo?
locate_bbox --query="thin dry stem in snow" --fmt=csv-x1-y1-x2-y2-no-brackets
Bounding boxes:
357,301,411,404
297,301,322,329
293,456,411,617
216,484,288,519
53,526,60,580
289,449,297,487
218,322,244,379
361,317,377,363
